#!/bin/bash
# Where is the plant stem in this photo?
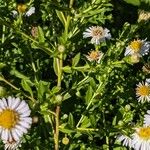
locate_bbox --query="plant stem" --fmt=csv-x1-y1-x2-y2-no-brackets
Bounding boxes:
54,52,63,150
0,76,36,102
54,106,60,150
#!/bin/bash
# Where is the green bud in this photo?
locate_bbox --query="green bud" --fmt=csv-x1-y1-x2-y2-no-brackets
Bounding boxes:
125,105,131,111
55,94,63,105
58,45,65,53
62,136,69,145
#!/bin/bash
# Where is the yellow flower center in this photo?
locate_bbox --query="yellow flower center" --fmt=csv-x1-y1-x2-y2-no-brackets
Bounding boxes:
17,4,27,13
136,85,150,96
89,51,99,60
129,40,143,52
0,109,19,129
138,127,150,139
92,27,104,37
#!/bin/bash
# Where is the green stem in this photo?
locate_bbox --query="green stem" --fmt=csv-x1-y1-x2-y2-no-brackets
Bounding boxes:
0,76,36,102
54,106,60,150
57,53,63,87
54,52,63,150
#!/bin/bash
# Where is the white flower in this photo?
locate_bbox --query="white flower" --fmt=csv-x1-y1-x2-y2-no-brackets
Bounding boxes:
0,97,32,149
83,26,111,45
11,5,35,18
136,81,150,103
117,135,132,148
4,140,21,150
25,7,35,17
124,39,150,56
85,50,103,63
132,127,150,150
144,110,150,126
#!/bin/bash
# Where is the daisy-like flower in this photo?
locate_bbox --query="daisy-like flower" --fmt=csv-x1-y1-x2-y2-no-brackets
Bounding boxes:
132,127,150,150
144,110,150,127
85,50,103,63
138,10,150,22
136,81,150,103
83,26,111,45
124,39,150,56
117,135,132,148
0,97,32,149
12,4,35,17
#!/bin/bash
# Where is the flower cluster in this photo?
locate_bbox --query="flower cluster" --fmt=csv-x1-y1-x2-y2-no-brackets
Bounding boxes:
0,97,32,150
136,79,150,103
124,39,150,63
83,26,111,63
118,110,150,150
118,79,150,150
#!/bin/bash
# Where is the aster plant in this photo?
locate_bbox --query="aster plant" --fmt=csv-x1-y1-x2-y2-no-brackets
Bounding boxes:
0,0,150,149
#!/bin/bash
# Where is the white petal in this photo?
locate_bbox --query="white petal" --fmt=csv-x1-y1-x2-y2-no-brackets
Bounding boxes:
15,125,27,134
19,120,31,129
1,129,9,141
20,109,31,117
2,98,8,108
7,96,14,108
25,7,35,17
14,128,23,137
21,117,32,124
11,98,20,109
16,100,27,111
11,129,20,141
17,105,30,114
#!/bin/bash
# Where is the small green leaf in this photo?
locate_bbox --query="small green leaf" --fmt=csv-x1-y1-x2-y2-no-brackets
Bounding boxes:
51,86,61,94
63,92,71,101
85,86,93,104
72,53,80,67
123,0,140,6
68,113,75,128
21,79,33,97
10,69,29,80
55,10,66,27
38,26,45,43
63,66,72,73
37,80,50,100
53,58,58,76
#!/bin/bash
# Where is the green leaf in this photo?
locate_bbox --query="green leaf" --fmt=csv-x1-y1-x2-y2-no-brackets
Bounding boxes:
10,69,29,80
21,79,33,97
123,0,140,6
81,116,91,128
68,113,75,128
51,86,61,94
55,10,66,27
72,53,80,67
63,92,71,101
38,26,45,43
85,86,93,104
53,58,58,76
63,66,72,73
37,80,50,100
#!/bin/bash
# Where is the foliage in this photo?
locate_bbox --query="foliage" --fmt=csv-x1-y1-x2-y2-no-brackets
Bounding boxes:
0,0,150,149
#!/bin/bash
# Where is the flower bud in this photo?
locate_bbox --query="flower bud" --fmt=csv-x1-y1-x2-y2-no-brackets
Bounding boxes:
58,45,65,53
32,116,39,124
62,136,69,145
